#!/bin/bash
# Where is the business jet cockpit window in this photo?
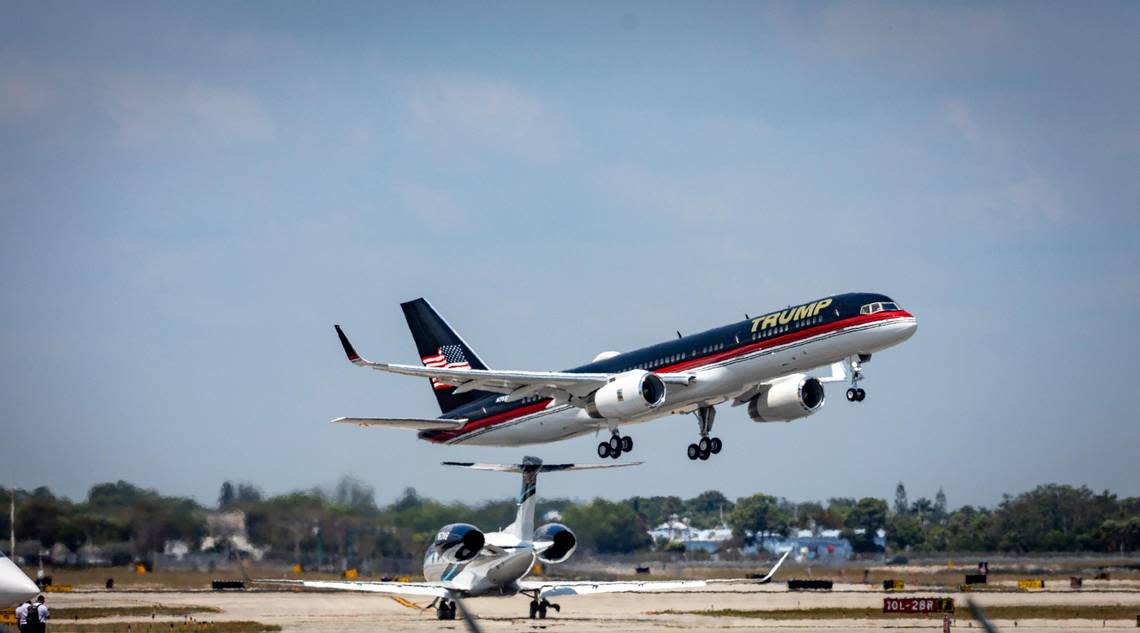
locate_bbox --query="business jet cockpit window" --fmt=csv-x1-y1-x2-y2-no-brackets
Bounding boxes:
860,301,901,315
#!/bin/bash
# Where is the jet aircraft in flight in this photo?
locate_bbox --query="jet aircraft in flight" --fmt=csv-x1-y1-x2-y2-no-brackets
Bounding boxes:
334,293,916,460
262,456,788,620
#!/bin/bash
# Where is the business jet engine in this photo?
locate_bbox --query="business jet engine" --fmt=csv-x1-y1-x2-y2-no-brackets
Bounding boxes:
747,374,825,422
585,369,667,419
533,523,577,564
431,523,486,563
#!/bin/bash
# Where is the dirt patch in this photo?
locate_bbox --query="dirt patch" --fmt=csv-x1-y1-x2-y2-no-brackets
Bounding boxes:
51,622,280,633
52,607,222,620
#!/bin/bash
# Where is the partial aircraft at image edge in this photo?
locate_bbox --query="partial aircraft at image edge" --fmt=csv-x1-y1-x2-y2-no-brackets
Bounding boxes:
333,293,917,460
0,552,39,607
258,456,790,621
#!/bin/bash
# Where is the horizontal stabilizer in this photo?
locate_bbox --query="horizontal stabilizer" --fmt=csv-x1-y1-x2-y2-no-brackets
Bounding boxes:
333,417,466,431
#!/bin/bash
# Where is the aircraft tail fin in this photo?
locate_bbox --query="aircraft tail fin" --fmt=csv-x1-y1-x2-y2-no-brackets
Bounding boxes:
443,457,640,539
401,298,490,415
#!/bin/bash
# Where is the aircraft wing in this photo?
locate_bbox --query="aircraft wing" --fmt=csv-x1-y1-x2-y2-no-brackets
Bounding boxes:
256,578,450,598
520,550,789,598
333,417,466,431
520,579,709,598
335,325,695,400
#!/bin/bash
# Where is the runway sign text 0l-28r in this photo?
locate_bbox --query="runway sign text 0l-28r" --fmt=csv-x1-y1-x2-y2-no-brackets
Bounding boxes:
883,598,954,613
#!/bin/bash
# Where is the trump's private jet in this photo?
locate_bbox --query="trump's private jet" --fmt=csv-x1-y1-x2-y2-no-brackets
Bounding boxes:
334,292,916,460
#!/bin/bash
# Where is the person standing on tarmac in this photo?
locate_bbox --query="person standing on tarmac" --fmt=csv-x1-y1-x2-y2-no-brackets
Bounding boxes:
32,595,48,633
15,599,31,633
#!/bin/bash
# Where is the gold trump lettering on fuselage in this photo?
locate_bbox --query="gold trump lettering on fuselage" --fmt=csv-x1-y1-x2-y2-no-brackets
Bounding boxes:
751,298,832,333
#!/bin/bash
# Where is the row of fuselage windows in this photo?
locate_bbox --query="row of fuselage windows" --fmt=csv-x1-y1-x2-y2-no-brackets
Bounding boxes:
612,312,825,373
616,342,726,373
749,313,826,342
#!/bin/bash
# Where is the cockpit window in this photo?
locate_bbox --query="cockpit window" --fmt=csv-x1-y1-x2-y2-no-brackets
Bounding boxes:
859,301,902,315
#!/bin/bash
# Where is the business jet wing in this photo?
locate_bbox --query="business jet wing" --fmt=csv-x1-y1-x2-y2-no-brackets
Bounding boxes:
257,578,450,598
520,578,709,598
519,550,789,598
333,417,466,431
335,325,696,400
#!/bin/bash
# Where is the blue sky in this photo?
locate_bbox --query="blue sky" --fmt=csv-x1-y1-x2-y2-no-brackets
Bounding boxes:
2,1,1138,509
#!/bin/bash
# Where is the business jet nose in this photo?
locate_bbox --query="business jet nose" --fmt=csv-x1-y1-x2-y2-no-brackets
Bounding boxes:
0,555,39,606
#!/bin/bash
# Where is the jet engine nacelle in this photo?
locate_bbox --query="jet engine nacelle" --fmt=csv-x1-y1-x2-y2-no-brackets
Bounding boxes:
585,370,667,419
431,523,485,563
747,374,825,422
533,523,577,564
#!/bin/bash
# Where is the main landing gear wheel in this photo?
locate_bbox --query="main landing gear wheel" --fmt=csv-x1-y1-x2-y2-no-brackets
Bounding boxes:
599,433,633,459
688,405,722,460
529,598,559,619
846,387,866,402
436,600,456,620
598,439,623,459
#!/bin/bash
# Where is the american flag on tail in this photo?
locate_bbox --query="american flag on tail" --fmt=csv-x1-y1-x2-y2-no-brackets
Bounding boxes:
421,344,471,390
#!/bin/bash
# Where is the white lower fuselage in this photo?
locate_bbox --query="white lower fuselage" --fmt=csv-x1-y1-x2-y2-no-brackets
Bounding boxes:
444,313,917,446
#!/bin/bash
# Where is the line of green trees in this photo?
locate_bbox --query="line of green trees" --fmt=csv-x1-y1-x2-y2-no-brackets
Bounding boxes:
2,480,1137,566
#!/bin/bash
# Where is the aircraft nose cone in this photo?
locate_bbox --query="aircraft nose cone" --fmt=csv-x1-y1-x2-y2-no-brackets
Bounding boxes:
0,555,39,607
899,314,918,340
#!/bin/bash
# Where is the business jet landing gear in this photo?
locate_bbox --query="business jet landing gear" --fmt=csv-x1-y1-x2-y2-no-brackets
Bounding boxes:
844,354,869,402
597,431,633,460
435,599,456,620
528,597,559,619
687,406,722,461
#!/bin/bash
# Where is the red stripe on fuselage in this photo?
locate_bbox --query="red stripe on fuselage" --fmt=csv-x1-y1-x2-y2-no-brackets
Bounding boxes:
426,310,912,444
429,398,554,443
657,309,913,374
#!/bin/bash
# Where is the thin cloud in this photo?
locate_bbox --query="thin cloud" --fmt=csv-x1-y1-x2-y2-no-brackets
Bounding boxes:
943,100,1008,157
101,74,276,147
766,2,1011,72
404,75,575,161
0,74,53,120
396,182,467,228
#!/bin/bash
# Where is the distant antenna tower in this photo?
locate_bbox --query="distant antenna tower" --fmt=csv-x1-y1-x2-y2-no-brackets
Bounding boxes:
9,488,14,558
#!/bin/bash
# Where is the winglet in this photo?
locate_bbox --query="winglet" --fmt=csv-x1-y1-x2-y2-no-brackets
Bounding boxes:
706,549,790,586
334,324,363,364
756,549,791,584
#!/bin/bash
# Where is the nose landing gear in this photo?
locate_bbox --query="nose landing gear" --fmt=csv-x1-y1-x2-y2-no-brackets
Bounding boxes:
845,354,868,402
687,406,722,461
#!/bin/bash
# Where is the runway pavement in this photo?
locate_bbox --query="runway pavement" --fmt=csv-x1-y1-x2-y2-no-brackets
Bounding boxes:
39,585,1140,633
